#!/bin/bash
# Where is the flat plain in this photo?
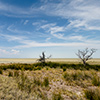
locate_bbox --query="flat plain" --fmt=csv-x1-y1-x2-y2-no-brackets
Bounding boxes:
0,58,100,65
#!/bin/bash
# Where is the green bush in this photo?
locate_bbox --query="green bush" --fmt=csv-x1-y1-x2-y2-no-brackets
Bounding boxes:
43,77,49,87
62,67,66,72
8,71,13,77
46,67,48,70
0,69,3,74
34,78,41,86
84,88,100,100
0,62,100,71
92,76,100,86
63,70,93,82
52,92,63,100
14,70,19,77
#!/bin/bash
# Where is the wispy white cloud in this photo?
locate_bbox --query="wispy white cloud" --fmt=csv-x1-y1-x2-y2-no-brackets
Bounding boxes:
24,20,29,25
14,42,87,48
11,49,20,54
40,0,100,31
14,40,100,49
7,25,31,34
67,20,87,29
0,1,40,17
0,33,27,41
32,22,41,26
40,22,88,41
41,23,56,29
0,33,100,49
40,23,66,39
0,48,20,56
1,0,100,31
0,49,9,54
45,37,51,42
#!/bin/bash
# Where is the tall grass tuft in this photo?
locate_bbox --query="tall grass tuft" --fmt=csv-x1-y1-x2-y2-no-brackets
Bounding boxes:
14,70,19,77
52,92,63,100
63,67,66,72
8,71,13,77
34,78,41,86
84,87,100,100
17,71,27,91
43,77,49,87
0,69,3,74
92,75,100,86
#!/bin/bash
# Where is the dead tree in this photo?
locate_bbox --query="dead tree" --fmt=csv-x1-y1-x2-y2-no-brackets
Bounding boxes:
38,52,51,63
76,48,97,66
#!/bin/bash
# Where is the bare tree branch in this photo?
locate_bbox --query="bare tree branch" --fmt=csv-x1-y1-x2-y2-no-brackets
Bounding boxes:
76,48,97,66
37,52,51,63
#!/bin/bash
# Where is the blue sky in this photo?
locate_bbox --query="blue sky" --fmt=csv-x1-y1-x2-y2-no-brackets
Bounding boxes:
0,0,100,58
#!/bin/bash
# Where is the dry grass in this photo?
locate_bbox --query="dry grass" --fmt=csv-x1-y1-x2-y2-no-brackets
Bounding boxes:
1,67,100,100
0,60,100,100
84,87,100,100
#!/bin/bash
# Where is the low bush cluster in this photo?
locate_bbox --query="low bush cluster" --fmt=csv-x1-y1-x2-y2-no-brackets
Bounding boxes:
0,62,100,71
63,70,100,87
16,71,49,93
84,87,100,100
8,71,13,77
92,75,100,86
52,92,63,100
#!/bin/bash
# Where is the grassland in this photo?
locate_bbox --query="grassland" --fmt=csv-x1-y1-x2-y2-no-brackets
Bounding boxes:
0,59,100,100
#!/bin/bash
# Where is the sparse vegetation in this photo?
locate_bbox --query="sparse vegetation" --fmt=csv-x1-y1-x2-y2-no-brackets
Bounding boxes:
92,75,100,86
0,60,100,100
0,62,100,71
84,87,100,100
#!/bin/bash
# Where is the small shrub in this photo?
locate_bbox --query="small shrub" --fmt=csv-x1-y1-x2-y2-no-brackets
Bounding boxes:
92,76,100,86
63,72,79,81
0,69,3,74
46,67,48,70
43,77,49,87
8,71,13,77
14,70,19,77
37,66,42,70
64,70,93,82
84,88,100,100
34,78,41,86
17,71,28,91
63,72,72,81
62,67,66,72
52,92,63,100
72,72,78,80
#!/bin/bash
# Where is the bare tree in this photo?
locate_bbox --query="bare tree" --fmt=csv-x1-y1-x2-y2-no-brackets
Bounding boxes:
76,48,97,66
38,52,51,63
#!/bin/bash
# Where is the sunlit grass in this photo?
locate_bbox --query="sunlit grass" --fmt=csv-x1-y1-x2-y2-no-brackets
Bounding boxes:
0,61,100,100
84,87,100,100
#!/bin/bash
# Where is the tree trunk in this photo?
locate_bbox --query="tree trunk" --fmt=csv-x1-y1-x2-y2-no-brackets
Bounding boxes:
82,60,86,66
